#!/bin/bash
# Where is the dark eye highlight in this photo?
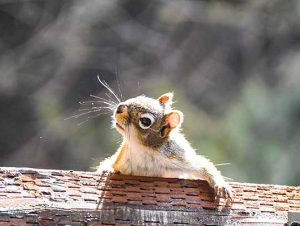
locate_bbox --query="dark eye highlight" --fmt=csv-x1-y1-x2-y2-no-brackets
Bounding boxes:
139,113,154,129
140,117,151,127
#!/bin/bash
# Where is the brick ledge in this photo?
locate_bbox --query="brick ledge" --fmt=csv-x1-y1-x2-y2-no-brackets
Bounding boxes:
0,167,299,225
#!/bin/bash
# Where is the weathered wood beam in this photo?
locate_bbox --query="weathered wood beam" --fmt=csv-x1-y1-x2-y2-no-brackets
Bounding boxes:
0,167,299,225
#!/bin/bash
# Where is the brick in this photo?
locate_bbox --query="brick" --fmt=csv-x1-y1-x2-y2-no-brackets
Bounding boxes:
142,199,157,205
107,187,126,192
200,201,217,210
244,195,259,201
80,174,96,179
126,187,141,193
171,200,186,207
155,188,170,194
156,194,171,202
290,194,300,200
167,183,182,188
290,204,300,209
98,197,113,203
140,186,155,191
243,186,257,192
110,190,126,196
170,188,184,193
123,180,140,185
185,203,203,208
139,182,155,187
3,171,19,178
52,185,66,192
170,193,186,200
183,187,200,194
0,193,7,198
142,193,156,198
274,203,289,211
198,193,214,202
258,194,273,200
156,201,172,207
242,191,257,198
50,171,64,176
271,190,286,195
259,205,276,212
112,196,128,203
127,193,142,201
18,175,36,183
139,189,155,194
274,197,288,203
231,204,246,210
231,197,244,204
185,192,199,197
34,180,51,187
153,181,169,187
23,183,37,191
99,191,114,198
5,193,24,198
21,191,36,198
5,185,22,193
80,187,98,194
244,201,260,209
82,181,98,186
185,195,202,202
109,180,125,185
83,194,99,202
66,182,81,188
198,187,214,194
182,181,200,188
67,190,81,197
127,200,141,205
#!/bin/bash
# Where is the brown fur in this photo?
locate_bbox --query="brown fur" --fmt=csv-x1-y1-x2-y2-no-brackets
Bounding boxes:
112,141,127,170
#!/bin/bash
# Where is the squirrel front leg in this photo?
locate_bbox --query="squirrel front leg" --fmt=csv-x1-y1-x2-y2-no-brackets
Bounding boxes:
186,155,233,200
199,165,233,201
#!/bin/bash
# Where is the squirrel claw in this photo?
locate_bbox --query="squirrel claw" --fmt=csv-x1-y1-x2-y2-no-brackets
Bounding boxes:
214,183,234,202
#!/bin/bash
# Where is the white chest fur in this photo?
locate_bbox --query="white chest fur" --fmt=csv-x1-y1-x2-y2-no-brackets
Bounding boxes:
117,140,200,180
118,140,175,177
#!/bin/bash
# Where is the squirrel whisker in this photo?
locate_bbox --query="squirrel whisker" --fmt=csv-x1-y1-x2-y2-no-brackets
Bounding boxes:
66,77,120,125
115,70,124,101
65,108,111,120
81,100,116,107
77,111,111,126
105,93,118,104
89,95,117,106
78,106,114,112
215,163,231,166
223,176,234,181
97,75,121,103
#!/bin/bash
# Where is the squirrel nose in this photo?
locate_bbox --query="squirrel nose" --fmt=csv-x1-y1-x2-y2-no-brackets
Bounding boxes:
116,104,127,114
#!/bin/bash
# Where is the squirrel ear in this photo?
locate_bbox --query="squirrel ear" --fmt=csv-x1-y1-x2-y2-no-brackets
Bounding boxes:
165,110,183,129
160,110,183,138
158,92,173,104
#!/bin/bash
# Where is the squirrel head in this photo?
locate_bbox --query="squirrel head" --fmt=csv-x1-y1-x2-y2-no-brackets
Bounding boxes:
113,92,183,148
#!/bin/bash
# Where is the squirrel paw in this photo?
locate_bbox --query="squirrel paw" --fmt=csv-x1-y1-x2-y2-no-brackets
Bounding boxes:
214,182,234,201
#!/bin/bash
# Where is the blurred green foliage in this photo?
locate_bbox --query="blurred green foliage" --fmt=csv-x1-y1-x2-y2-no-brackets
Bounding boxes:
1,0,300,186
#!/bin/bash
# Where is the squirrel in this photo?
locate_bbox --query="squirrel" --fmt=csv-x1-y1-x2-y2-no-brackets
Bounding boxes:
97,92,233,200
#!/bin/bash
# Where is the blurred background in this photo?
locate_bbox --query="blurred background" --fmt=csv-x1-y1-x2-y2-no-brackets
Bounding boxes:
1,0,300,186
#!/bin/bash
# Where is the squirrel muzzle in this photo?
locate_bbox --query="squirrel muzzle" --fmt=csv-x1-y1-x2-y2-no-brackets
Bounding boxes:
114,104,129,132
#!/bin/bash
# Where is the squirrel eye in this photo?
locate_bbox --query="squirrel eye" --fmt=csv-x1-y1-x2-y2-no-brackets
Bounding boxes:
139,113,154,129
